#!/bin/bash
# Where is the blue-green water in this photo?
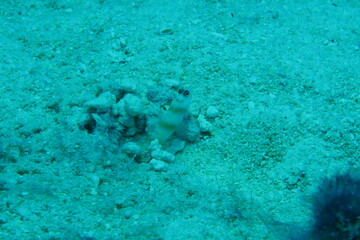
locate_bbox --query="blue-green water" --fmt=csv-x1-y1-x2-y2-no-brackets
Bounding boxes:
0,1,359,239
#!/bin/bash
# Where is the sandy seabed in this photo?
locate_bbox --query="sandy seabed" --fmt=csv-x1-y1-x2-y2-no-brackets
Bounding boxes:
0,0,359,239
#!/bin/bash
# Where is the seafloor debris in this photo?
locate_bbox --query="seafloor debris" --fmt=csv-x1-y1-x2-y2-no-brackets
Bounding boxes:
76,80,214,170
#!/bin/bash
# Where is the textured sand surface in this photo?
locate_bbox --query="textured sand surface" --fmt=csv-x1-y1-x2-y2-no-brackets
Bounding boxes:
0,1,359,239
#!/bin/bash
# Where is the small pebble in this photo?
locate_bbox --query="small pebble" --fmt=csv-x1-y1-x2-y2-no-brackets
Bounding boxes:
123,94,143,117
198,114,214,132
206,106,219,118
150,159,168,171
84,91,116,111
122,142,141,157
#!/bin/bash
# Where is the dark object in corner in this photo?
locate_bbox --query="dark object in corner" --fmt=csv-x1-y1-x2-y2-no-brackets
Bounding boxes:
311,173,360,240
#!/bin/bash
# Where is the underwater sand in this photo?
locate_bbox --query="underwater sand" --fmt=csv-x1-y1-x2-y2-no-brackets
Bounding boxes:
0,0,359,239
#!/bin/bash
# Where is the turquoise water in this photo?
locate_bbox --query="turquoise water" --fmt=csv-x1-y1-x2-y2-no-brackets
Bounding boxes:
0,1,359,239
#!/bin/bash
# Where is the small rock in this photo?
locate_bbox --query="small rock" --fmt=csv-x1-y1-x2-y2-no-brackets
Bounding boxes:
198,114,214,133
150,159,167,171
206,106,219,118
123,94,143,117
184,120,201,142
89,175,100,188
122,142,142,158
91,113,108,129
151,149,175,163
112,100,125,117
84,91,116,112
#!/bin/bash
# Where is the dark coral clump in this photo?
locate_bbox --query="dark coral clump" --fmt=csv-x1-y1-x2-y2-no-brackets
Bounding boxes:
311,173,360,240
